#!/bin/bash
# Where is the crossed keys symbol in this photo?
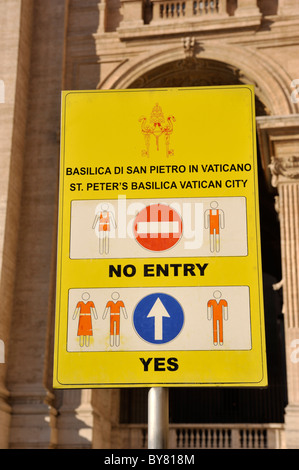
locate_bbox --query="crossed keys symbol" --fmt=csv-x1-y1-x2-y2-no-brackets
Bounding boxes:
139,103,176,158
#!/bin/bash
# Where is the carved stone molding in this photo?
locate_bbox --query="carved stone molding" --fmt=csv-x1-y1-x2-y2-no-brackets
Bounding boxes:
257,115,299,188
182,36,196,59
269,155,299,187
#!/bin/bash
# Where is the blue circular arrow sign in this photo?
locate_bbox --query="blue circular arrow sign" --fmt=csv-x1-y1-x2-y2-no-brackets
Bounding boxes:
133,293,184,344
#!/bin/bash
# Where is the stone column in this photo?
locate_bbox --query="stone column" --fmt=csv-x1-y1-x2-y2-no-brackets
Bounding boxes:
92,389,118,448
270,155,299,448
119,0,144,27
5,0,69,449
97,1,106,33
278,0,299,16
0,0,34,448
8,384,54,449
55,390,93,449
54,388,116,449
234,0,261,17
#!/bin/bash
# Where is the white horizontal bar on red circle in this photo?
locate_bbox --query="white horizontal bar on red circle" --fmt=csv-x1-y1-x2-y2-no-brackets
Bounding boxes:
136,221,180,235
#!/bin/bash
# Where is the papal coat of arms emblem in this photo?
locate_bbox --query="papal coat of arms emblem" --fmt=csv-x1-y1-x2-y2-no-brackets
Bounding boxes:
139,103,175,158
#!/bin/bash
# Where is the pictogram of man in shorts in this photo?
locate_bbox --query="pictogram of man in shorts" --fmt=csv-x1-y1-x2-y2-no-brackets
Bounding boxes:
92,203,117,255
204,201,225,253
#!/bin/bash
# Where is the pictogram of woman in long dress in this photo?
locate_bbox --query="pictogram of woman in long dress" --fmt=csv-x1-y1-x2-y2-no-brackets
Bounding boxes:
73,292,98,347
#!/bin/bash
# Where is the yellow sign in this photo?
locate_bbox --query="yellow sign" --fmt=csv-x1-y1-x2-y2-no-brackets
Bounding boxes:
53,86,267,388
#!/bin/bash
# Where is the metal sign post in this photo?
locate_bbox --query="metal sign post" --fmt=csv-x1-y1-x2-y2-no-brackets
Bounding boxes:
148,387,169,449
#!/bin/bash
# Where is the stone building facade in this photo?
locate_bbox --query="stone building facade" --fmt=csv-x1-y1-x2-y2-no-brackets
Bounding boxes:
0,0,299,448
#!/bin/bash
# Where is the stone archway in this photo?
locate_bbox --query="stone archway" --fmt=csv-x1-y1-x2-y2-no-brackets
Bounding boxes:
127,56,268,117
99,42,297,117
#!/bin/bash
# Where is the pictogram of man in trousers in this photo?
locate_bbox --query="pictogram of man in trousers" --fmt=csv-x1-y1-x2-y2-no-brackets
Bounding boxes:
207,290,228,346
103,292,128,347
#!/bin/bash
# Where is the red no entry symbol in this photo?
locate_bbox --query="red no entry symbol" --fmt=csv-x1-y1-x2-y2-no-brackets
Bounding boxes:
133,203,183,251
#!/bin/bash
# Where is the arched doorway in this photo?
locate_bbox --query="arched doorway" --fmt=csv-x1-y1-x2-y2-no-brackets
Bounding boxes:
128,57,268,116
119,56,287,427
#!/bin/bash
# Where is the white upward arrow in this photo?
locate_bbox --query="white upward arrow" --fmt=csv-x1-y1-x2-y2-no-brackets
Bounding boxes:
147,297,170,340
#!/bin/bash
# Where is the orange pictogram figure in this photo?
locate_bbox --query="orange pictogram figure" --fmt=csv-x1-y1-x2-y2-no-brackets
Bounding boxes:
103,292,128,347
73,292,98,347
92,203,117,254
204,201,225,252
139,103,175,158
207,290,228,346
